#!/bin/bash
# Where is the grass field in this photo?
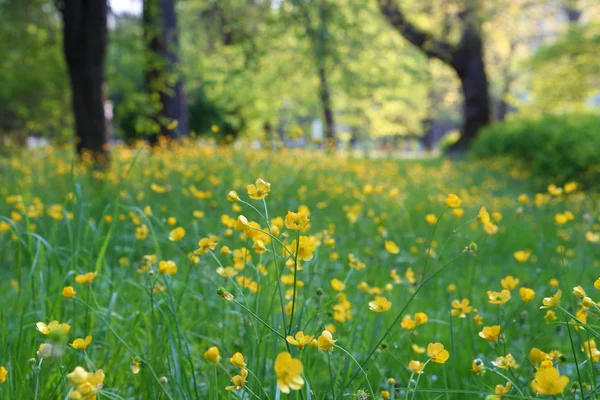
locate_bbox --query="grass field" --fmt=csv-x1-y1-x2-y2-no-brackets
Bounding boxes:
0,141,598,399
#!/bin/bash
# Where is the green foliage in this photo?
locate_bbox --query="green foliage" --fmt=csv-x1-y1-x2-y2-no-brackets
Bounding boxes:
472,114,600,187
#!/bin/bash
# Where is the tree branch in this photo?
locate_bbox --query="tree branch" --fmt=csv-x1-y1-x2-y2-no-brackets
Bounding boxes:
375,0,455,65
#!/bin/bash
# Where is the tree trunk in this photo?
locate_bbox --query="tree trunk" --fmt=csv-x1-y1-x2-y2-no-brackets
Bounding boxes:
59,0,109,162
449,24,490,152
318,65,335,147
144,0,188,144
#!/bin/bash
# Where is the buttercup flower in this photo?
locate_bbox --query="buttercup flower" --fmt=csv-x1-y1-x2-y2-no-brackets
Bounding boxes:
274,352,304,393
158,260,177,275
0,366,6,383
230,352,246,368
531,361,569,395
286,331,314,350
519,287,535,302
169,227,185,242
479,325,501,343
203,346,220,363
541,290,562,309
384,240,400,254
75,272,98,284
285,211,309,230
67,366,105,400
225,367,248,391
369,296,392,313
427,342,449,364
247,178,271,200
408,360,425,374
36,320,71,337
317,330,336,351
487,289,511,305
70,336,93,351
445,193,462,208
63,286,76,298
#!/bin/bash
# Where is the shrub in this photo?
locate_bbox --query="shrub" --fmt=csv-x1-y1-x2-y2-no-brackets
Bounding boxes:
472,113,600,187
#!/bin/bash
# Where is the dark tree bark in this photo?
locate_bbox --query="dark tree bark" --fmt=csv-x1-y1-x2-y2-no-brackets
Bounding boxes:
58,0,109,162
377,0,491,151
143,0,189,144
318,64,335,144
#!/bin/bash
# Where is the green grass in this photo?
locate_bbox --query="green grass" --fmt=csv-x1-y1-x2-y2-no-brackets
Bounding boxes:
0,142,598,399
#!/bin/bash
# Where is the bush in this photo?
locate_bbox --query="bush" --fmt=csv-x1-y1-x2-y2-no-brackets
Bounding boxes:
472,113,600,187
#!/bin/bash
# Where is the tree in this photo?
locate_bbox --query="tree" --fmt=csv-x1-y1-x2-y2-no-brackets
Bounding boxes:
57,0,109,161
143,0,189,143
376,0,491,151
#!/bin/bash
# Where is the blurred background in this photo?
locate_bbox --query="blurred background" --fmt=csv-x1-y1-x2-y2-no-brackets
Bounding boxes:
0,0,599,158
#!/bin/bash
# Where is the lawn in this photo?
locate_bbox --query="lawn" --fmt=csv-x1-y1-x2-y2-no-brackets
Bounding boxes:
0,141,598,399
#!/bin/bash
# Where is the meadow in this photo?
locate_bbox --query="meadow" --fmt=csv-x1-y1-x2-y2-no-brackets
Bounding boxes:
0,141,598,400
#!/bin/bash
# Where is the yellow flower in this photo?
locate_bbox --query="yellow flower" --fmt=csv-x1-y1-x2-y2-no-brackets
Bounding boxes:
36,320,71,336
169,227,185,242
227,190,240,202
445,193,462,208
425,214,437,224
544,310,557,322
381,390,390,399
500,276,519,290
63,286,76,298
384,240,400,254
330,279,346,292
471,359,485,375
494,381,512,395
230,352,246,368
291,236,316,261
369,296,392,313
317,330,336,351
531,362,569,395
274,352,304,393
75,272,98,284
479,325,501,343
67,366,105,399
487,289,511,305
583,340,600,362
135,224,149,240
401,315,417,331
0,366,7,383
285,211,310,230
70,336,92,351
541,290,562,309
195,235,218,255
513,250,531,263
131,359,141,374
203,346,221,363
492,354,519,369
37,343,53,358
246,178,271,200
427,342,449,364
477,207,490,224
450,299,473,318
411,344,426,354
225,367,248,391
408,360,425,374
573,286,586,299
586,232,600,244
286,331,314,350
159,260,177,275
519,287,535,303
530,348,550,364
452,208,464,218
233,215,249,231
414,312,428,325
564,181,578,193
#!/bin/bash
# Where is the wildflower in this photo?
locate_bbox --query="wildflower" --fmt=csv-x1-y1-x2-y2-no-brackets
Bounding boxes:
425,214,437,224
227,190,240,202
492,354,519,369
226,367,248,391
401,315,417,330
75,272,98,284
414,312,428,325
37,343,54,358
285,211,309,230
519,287,535,302
158,260,177,275
169,227,185,242
530,348,550,364
0,366,6,383
427,342,450,364
487,290,511,305
494,382,512,396
36,320,71,337
531,361,569,395
500,276,519,290
408,360,425,374
573,286,586,299
411,344,426,354
384,240,400,254
513,250,531,263
233,215,249,231
452,208,464,217
286,331,314,350
63,286,76,298
451,299,473,318
230,352,246,368
381,390,390,399
290,236,316,261
274,352,304,393
540,290,562,309
586,232,600,244
317,330,336,351
369,296,392,313
204,346,220,363
479,325,501,343
330,279,345,291
67,366,105,399
582,296,595,309
471,359,485,375
544,310,557,322
445,193,462,208
582,340,600,362
247,178,270,200
135,224,149,240
131,359,141,374
195,235,218,255
70,336,92,351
